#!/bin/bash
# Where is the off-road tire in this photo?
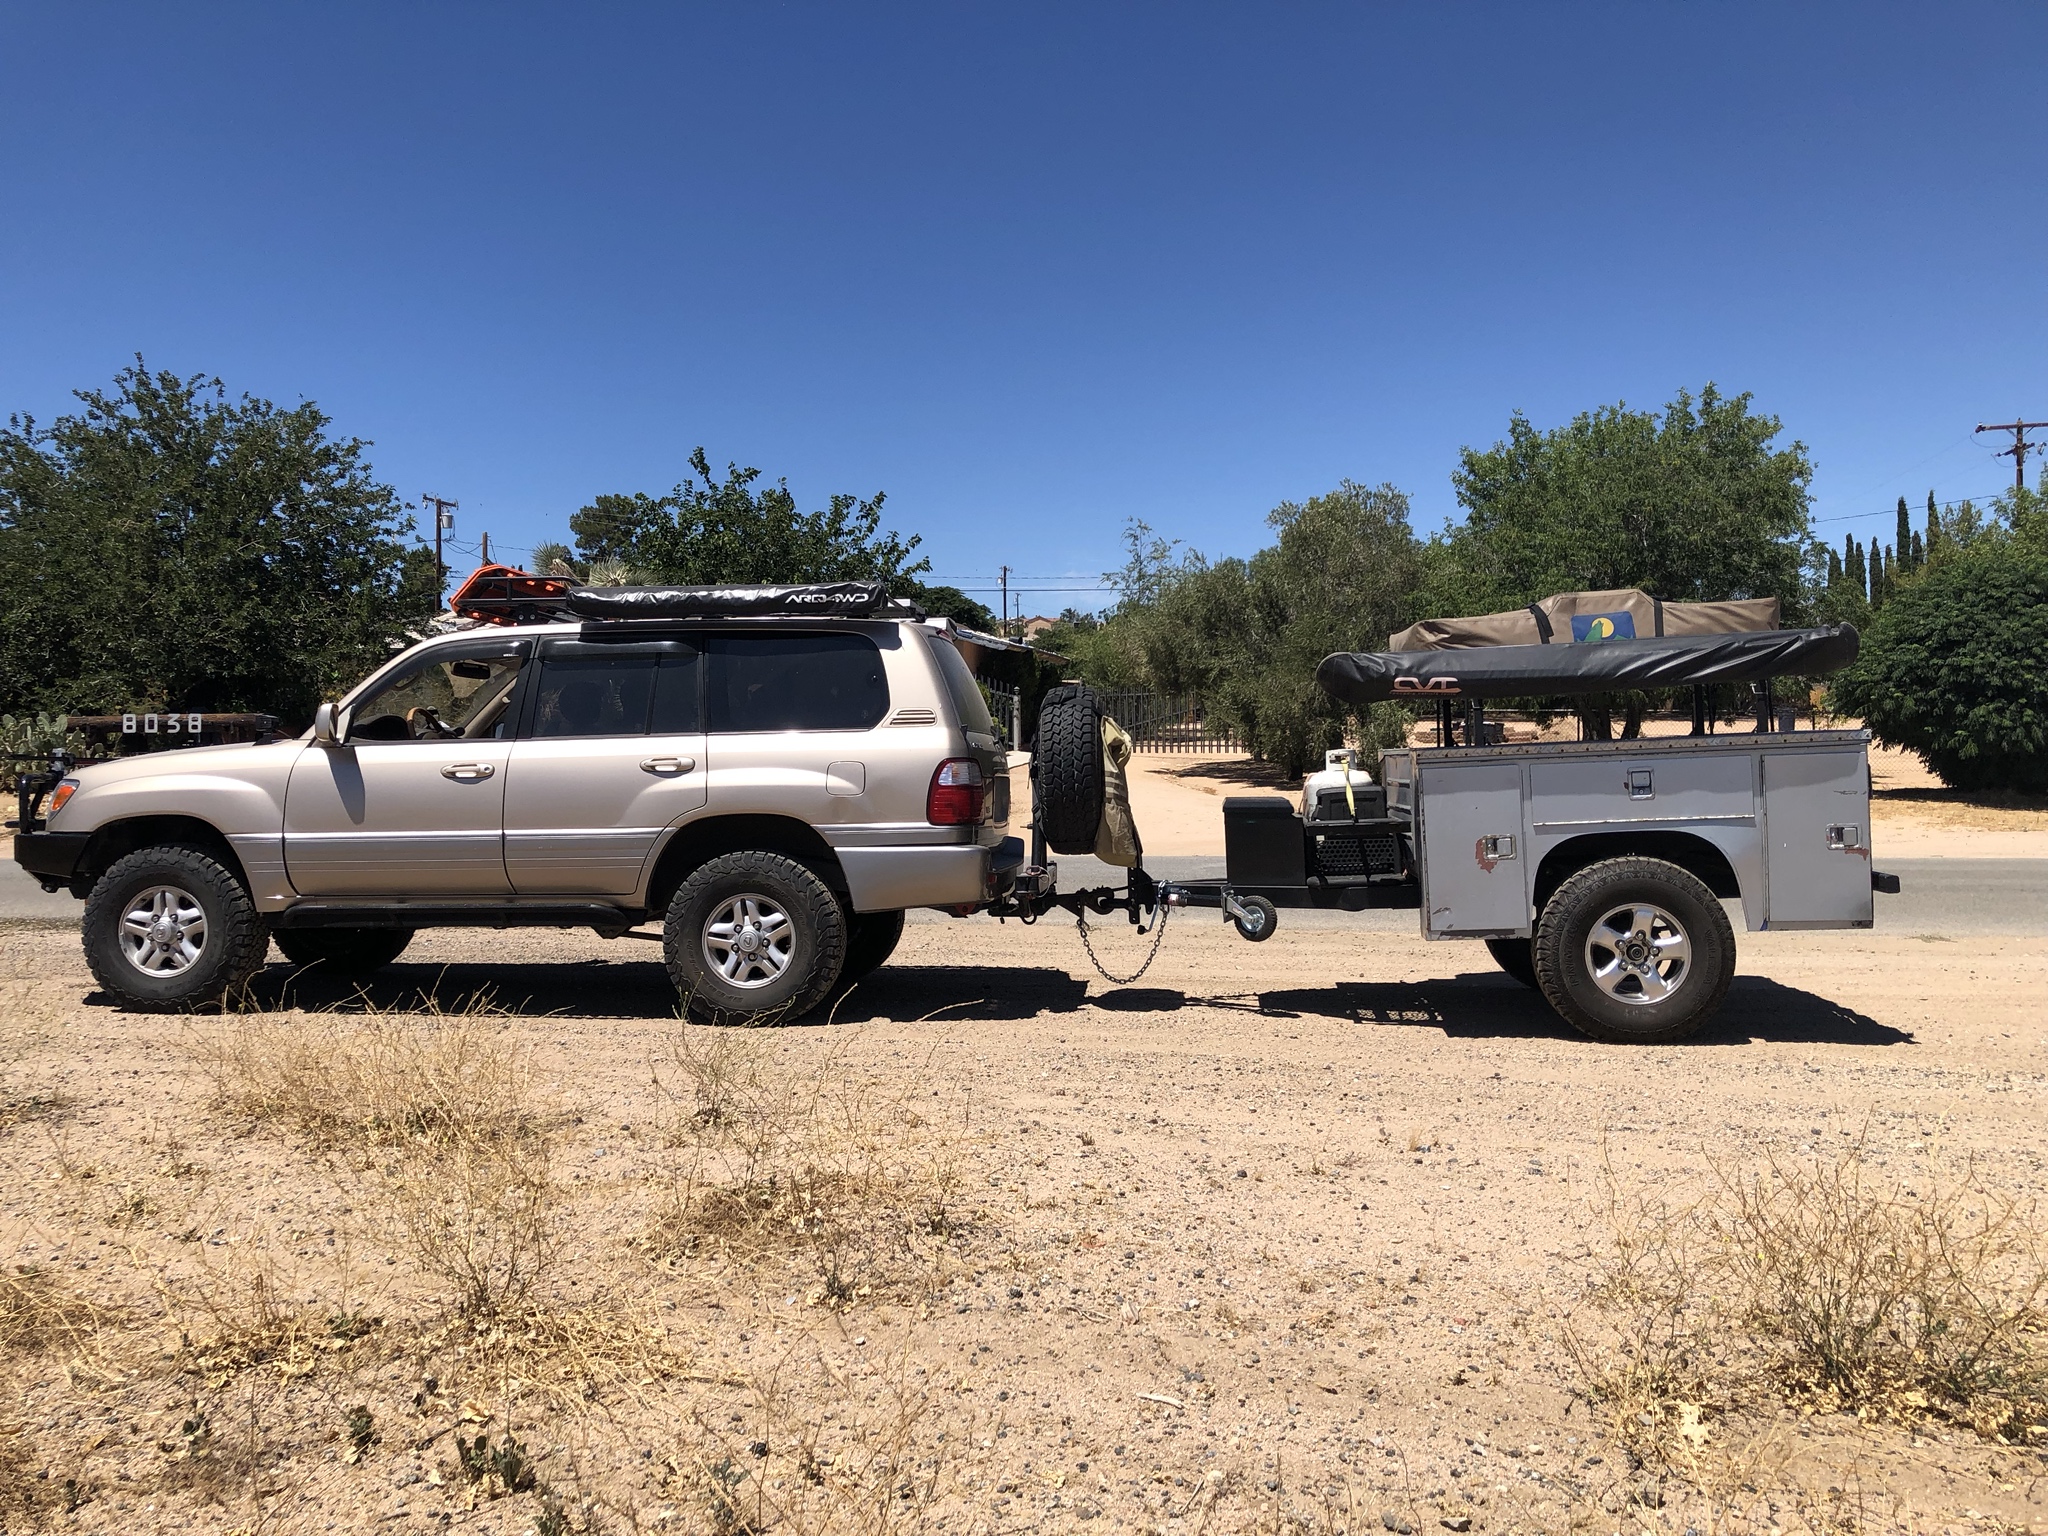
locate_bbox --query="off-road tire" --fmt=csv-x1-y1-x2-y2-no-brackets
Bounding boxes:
1484,937,1539,989
840,909,906,986
83,844,269,1012
1034,684,1104,855
274,927,415,975
1533,857,1735,1044
664,851,848,1026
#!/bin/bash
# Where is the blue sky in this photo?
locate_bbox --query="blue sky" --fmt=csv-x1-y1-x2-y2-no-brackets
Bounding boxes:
3,3,2042,613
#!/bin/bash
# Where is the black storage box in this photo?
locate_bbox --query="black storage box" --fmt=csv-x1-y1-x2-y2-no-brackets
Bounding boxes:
1223,796,1306,888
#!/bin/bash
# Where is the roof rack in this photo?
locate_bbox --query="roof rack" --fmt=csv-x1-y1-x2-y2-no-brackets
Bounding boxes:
445,565,921,626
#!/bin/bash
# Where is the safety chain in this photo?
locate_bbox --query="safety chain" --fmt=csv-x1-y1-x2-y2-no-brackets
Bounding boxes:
1075,899,1170,986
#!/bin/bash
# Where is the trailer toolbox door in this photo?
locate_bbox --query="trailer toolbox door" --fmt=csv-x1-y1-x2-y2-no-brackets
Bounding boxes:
1762,748,1874,928
1417,761,1527,937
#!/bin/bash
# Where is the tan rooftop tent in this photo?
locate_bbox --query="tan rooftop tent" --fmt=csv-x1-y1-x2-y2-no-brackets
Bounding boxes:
1388,588,1779,652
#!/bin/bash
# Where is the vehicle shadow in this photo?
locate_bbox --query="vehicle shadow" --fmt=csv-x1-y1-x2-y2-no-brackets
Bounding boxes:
215,958,1092,1024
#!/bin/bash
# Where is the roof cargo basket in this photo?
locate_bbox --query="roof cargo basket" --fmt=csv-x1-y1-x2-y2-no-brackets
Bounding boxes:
448,565,578,625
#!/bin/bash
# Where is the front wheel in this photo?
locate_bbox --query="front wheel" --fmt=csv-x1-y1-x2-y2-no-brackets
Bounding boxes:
664,852,848,1026
274,927,415,975
1533,857,1734,1044
82,845,270,1012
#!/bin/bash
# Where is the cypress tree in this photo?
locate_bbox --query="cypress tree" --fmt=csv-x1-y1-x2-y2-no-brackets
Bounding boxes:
1910,530,1924,568
1896,497,1914,572
1847,534,1865,598
1827,546,1843,585
1924,488,1943,562
1871,539,1887,606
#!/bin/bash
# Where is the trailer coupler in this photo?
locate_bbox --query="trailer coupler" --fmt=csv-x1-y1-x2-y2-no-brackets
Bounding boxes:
991,866,1276,941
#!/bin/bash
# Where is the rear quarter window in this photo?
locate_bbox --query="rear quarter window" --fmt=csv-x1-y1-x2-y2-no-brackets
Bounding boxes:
707,633,889,732
926,635,995,735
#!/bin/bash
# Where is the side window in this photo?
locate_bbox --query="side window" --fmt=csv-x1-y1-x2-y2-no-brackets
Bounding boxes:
707,634,889,733
530,654,659,739
348,646,527,742
926,634,995,735
648,652,703,734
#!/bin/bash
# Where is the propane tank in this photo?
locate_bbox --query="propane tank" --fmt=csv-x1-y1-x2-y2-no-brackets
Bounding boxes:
1300,747,1375,823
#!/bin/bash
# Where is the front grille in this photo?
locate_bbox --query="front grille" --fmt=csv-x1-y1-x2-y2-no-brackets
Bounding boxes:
1311,826,1402,878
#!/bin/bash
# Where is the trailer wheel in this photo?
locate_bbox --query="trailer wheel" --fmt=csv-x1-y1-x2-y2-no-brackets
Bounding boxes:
1483,937,1539,989
1232,894,1278,942
274,927,414,975
1034,684,1105,855
1533,857,1734,1044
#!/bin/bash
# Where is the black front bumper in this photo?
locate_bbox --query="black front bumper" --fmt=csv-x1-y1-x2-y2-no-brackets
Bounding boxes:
12,831,89,886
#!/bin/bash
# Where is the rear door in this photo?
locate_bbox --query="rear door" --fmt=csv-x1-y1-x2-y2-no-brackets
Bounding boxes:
1762,747,1873,927
502,638,707,895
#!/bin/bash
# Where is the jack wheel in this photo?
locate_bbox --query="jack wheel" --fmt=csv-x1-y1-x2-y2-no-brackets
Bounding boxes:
1232,895,1278,942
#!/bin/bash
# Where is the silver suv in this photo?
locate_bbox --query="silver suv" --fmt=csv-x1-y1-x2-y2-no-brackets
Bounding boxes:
13,600,1020,1021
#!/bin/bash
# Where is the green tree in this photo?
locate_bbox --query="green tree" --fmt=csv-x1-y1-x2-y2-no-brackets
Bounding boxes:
1438,384,1814,615
1896,497,1915,574
1832,536,2048,793
1924,489,1944,564
0,361,436,724
569,447,930,591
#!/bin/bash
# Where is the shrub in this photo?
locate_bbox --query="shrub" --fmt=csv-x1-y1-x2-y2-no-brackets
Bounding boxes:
1831,540,2048,792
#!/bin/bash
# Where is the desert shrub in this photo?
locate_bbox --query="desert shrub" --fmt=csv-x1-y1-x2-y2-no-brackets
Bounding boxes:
645,1028,969,1302
1832,539,2048,793
1567,1142,2048,1456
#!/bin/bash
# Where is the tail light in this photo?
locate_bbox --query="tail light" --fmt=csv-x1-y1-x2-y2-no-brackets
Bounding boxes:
926,758,986,825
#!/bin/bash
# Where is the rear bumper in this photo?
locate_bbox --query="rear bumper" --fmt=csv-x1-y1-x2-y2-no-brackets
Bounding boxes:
839,836,1025,912
12,831,89,887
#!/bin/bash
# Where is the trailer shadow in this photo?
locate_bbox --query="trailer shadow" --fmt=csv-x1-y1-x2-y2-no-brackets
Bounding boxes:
220,957,1092,1024
1247,971,1912,1047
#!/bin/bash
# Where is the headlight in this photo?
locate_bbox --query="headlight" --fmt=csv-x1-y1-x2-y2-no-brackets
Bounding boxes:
43,778,79,822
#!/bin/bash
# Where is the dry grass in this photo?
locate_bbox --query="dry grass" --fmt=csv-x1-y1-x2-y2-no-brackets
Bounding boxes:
195,998,566,1319
1565,1138,2048,1472
643,1027,975,1306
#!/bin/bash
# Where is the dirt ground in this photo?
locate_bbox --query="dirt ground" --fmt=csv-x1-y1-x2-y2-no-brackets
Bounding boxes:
3,900,2044,1535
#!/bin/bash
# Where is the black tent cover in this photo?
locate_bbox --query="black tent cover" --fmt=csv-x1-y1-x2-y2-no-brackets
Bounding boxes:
566,581,894,620
1316,624,1859,705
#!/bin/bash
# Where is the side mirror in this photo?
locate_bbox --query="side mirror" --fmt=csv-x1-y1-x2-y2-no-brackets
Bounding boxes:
313,702,340,746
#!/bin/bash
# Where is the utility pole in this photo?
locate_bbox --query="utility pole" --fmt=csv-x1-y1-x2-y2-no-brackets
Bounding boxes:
999,565,1011,637
1975,419,2048,492
481,530,491,565
423,496,458,597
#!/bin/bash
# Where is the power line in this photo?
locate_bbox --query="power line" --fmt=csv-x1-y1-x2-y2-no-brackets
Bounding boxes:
1810,489,2009,527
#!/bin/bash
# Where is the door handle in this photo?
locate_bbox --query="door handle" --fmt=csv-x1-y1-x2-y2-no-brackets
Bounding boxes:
640,755,696,775
441,762,495,781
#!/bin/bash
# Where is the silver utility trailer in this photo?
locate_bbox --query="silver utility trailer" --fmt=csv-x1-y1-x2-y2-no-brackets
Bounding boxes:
1175,619,1903,1043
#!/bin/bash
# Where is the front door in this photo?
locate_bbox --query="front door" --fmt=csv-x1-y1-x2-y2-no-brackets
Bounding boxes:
503,638,708,894
283,641,529,897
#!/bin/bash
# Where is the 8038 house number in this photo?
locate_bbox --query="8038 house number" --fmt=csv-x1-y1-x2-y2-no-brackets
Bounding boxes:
122,712,205,735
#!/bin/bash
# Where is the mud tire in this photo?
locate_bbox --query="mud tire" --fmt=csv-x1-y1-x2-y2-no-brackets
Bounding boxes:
1034,684,1104,855
82,844,269,1012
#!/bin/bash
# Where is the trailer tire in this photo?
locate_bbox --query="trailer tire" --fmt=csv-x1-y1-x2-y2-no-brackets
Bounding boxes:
1484,937,1539,989
83,844,270,1012
1034,684,1105,855
274,927,415,975
1533,857,1733,1044
1232,894,1278,942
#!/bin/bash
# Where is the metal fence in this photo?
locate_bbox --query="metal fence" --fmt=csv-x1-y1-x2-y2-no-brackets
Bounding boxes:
1094,691,1242,753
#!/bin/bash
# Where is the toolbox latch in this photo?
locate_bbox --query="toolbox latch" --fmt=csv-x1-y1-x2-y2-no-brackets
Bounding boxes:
1626,769,1654,799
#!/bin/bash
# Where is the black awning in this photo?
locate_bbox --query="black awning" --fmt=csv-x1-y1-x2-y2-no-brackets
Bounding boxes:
1316,624,1860,705
565,581,891,620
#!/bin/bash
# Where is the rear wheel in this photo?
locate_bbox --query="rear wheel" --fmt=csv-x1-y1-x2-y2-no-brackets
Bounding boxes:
1484,937,1539,989
664,851,848,1026
1533,857,1734,1044
274,927,414,975
840,910,906,985
82,844,270,1012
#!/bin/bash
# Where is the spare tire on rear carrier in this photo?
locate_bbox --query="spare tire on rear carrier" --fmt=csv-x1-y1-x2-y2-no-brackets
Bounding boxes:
1032,683,1106,855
